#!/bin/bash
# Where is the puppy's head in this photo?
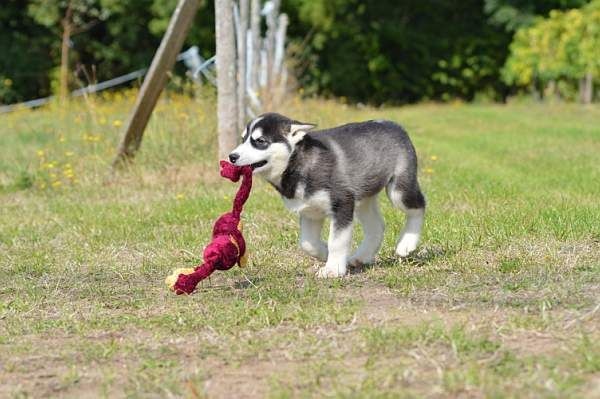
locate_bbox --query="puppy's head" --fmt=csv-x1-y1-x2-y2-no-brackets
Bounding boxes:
228,113,315,181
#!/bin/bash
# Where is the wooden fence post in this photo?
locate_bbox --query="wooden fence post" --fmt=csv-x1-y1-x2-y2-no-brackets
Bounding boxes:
216,0,239,160
249,0,261,95
264,0,280,94
113,0,200,166
236,0,249,131
274,13,288,102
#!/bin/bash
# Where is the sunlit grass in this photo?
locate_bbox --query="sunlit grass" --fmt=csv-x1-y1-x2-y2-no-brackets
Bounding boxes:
0,92,599,397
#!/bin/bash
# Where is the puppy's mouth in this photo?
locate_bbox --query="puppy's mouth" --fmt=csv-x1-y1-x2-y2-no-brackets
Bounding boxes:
250,160,268,170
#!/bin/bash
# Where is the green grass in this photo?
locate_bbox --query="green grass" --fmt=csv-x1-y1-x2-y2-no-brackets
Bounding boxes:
1,93,599,398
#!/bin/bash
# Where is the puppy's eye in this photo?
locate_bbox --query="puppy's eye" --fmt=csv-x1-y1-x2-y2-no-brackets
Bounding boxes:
255,137,267,144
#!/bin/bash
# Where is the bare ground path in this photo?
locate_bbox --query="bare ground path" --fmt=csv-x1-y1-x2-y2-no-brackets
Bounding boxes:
3,272,598,398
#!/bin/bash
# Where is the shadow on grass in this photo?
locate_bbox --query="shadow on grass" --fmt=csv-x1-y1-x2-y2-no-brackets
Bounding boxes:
348,245,449,275
233,277,266,289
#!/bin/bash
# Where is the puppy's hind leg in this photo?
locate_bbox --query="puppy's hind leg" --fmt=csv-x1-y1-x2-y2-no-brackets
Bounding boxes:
396,207,425,257
349,196,385,267
387,178,425,258
299,215,328,261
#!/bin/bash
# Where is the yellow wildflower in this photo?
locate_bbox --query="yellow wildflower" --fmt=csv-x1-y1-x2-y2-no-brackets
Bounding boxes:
424,168,434,174
65,151,74,157
430,155,438,161
36,149,45,157
84,134,101,142
112,120,123,127
51,181,62,187
175,193,185,200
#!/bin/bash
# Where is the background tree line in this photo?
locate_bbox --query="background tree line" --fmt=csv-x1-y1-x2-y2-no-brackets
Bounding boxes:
0,0,596,105
503,0,600,103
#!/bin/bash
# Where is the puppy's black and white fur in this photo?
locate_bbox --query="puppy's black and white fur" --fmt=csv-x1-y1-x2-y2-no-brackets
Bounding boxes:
229,113,425,277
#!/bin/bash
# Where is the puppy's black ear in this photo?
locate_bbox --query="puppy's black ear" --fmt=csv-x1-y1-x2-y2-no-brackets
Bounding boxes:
289,122,316,137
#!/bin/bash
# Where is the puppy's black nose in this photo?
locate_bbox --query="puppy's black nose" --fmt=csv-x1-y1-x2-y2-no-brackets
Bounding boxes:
229,153,240,164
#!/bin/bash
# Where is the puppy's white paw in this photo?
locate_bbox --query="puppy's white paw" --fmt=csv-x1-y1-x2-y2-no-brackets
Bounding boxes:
395,240,417,258
316,264,346,278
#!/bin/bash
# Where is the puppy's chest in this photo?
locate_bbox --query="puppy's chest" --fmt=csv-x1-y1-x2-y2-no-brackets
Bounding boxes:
281,184,331,218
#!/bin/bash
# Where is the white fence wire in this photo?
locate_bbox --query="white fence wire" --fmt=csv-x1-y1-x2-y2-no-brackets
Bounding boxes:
0,46,215,114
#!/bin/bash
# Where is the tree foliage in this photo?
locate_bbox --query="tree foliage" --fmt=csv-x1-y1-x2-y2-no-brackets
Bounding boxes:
284,0,513,103
28,0,111,99
503,0,600,89
0,0,597,104
0,0,214,104
484,0,589,31
27,0,109,29
0,1,55,103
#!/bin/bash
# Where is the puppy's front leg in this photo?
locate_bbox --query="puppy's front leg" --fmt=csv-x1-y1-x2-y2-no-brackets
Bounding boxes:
317,200,354,278
299,215,328,261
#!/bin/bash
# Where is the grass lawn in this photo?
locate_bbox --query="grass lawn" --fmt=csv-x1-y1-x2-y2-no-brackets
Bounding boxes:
1,92,599,398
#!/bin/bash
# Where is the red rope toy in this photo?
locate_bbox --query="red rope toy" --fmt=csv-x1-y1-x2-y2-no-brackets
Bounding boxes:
165,161,253,295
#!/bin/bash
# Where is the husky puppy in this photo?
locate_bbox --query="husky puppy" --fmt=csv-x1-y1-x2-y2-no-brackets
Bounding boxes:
228,113,425,277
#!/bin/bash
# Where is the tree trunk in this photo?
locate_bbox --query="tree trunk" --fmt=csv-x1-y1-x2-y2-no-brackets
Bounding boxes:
236,0,249,132
545,80,557,100
579,77,586,103
583,72,593,104
59,3,74,103
578,74,594,104
533,77,543,102
216,0,239,160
